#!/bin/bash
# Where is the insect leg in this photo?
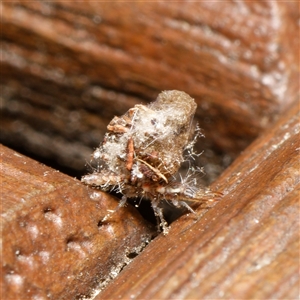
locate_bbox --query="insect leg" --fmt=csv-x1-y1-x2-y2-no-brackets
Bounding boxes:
151,200,169,235
177,201,196,214
102,195,128,222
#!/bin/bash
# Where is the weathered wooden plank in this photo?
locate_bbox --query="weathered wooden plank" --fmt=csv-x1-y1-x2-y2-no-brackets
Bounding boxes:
1,1,299,299
0,144,154,299
97,100,299,299
1,1,298,172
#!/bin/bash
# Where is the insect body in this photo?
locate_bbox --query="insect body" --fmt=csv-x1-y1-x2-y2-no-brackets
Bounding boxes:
82,90,218,234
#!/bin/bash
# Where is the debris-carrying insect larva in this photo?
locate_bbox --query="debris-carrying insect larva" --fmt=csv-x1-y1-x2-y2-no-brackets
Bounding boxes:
82,90,219,234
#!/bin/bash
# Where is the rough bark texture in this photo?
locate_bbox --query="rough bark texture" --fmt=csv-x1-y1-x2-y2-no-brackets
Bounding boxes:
1,1,299,172
97,99,300,300
1,144,154,300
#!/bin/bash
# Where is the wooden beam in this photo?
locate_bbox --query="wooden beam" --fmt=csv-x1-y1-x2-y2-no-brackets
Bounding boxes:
1,1,299,171
97,100,299,299
1,145,154,299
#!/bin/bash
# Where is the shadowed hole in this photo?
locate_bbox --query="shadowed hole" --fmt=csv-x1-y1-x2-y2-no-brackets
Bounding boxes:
43,207,54,213
127,252,138,259
66,236,78,245
97,219,110,228
66,236,82,251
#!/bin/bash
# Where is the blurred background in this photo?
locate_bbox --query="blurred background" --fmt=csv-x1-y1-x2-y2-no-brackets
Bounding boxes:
1,1,299,183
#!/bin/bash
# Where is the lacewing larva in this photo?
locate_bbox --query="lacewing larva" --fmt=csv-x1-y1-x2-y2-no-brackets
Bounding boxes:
82,90,220,234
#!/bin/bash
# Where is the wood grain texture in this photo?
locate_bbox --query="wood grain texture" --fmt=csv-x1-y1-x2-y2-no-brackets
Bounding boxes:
1,1,299,172
1,1,299,299
97,100,300,299
0,145,154,299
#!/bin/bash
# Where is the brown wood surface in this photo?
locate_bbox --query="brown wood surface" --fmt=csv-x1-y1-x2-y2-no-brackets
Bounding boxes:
1,1,299,299
1,1,299,172
97,100,300,299
0,144,154,299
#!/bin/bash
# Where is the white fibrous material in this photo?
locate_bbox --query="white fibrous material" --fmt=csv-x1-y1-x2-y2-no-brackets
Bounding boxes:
82,90,219,234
